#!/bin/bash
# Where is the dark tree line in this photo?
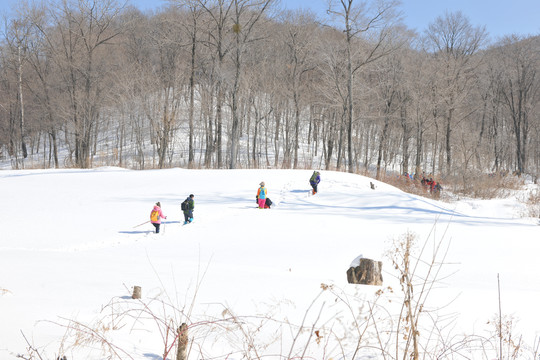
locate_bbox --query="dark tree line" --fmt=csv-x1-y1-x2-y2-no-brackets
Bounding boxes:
0,0,539,183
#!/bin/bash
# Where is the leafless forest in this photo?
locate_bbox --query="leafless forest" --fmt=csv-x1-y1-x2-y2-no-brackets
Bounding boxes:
1,0,539,185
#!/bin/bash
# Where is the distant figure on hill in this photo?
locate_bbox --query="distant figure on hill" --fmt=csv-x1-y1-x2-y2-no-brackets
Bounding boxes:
256,182,267,209
181,194,195,224
309,171,321,195
150,202,167,233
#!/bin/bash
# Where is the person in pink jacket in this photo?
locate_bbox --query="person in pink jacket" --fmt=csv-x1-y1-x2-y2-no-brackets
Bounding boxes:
150,202,167,233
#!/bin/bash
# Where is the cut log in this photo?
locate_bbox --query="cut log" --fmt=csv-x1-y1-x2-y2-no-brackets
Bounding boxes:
132,286,141,299
347,258,383,286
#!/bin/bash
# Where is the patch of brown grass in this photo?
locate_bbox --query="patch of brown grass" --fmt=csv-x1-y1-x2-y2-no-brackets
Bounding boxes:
383,172,525,201
445,173,524,199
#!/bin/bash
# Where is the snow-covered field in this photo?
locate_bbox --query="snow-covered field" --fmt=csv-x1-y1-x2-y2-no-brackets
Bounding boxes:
1,168,539,359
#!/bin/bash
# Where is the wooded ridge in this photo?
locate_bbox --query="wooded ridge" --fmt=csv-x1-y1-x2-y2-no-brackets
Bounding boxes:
1,0,538,185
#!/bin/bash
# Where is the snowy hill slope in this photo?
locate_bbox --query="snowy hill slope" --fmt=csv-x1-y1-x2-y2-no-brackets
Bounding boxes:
0,168,539,359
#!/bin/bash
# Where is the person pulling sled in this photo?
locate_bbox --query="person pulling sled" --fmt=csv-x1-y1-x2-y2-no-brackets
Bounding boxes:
256,182,268,209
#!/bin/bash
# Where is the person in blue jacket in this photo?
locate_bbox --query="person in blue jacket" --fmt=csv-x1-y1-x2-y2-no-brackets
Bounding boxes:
309,171,321,195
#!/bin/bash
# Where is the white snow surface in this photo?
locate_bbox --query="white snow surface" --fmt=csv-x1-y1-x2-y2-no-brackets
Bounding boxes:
1,168,539,359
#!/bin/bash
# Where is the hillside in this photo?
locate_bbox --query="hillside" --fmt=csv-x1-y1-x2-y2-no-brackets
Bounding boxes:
0,168,539,359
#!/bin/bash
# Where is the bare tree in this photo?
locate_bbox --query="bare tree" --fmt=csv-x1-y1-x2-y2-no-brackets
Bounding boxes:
170,0,205,168
228,0,274,169
25,3,63,168
372,53,404,179
3,15,33,165
113,7,152,169
327,0,401,173
315,27,348,170
43,0,124,168
0,46,21,163
494,35,539,175
279,10,318,169
196,0,235,168
144,9,187,168
424,11,487,175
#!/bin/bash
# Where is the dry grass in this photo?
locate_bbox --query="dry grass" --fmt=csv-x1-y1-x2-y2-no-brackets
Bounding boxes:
445,173,525,199
522,189,540,218
384,175,445,200
385,172,526,201
1,287,12,296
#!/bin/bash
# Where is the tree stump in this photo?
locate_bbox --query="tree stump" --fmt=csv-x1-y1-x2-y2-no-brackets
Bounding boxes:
347,257,383,286
132,286,141,299
176,323,188,360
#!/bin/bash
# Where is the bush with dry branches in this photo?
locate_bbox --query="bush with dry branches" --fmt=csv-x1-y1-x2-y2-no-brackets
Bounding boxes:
521,188,540,218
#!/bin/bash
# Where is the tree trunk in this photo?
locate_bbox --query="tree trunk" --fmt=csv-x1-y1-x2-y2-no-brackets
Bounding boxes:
347,258,383,286
176,323,188,360
17,44,28,160
132,286,141,299
188,25,196,167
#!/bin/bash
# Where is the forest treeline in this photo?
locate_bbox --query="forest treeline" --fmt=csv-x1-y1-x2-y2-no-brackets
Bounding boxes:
0,0,539,184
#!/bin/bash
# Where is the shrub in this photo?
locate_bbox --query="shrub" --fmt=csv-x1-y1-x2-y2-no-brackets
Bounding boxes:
522,188,540,218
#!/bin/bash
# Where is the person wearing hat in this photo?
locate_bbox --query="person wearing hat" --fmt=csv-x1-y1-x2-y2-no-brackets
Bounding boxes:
309,171,321,195
150,202,167,233
256,182,267,209
182,194,195,224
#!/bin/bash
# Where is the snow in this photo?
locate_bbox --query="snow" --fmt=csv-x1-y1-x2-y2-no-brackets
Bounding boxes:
0,168,539,359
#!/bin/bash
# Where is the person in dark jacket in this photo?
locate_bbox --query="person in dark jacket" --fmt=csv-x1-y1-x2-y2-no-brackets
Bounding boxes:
182,194,195,224
309,171,321,195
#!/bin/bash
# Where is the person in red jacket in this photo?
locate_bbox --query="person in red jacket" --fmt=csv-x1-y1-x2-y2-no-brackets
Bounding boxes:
150,202,167,233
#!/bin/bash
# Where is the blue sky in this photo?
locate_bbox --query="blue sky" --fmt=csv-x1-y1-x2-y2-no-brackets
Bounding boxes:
1,0,539,40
